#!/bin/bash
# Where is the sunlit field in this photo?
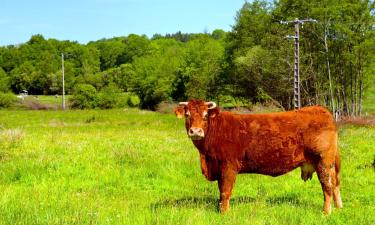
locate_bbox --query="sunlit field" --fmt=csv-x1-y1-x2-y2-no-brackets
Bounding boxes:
0,108,374,224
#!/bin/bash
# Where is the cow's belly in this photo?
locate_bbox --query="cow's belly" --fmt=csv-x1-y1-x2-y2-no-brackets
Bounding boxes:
239,161,301,176
239,146,305,176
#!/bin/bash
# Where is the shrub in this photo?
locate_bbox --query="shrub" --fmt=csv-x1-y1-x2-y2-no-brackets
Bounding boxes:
70,84,140,109
0,93,17,108
70,84,98,109
97,85,124,109
126,94,140,107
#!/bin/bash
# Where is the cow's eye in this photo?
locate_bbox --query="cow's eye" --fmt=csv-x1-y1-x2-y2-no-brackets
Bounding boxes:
203,112,208,120
185,111,191,118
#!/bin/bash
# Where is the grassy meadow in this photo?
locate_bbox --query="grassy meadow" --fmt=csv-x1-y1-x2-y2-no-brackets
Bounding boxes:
0,108,374,224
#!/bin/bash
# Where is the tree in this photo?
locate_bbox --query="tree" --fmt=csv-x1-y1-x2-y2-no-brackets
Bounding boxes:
211,29,227,40
90,39,125,71
225,1,289,105
70,84,98,109
10,62,35,93
0,67,10,92
175,34,225,101
121,34,152,63
130,39,183,109
224,0,375,111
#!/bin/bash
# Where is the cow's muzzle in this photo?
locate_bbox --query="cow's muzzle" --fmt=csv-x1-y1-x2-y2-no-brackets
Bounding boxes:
188,127,204,140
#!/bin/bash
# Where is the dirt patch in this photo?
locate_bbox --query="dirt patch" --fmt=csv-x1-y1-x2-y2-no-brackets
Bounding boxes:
26,101,59,110
157,101,178,114
337,116,375,127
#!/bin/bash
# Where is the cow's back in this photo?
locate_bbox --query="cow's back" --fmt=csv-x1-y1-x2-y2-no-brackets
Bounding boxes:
204,106,337,176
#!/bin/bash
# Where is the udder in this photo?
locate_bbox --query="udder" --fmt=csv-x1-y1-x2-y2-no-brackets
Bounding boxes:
300,163,315,181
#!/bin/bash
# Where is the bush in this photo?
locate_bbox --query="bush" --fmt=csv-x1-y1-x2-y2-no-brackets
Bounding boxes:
70,84,98,109
0,93,17,108
70,83,141,109
126,94,140,107
97,85,124,109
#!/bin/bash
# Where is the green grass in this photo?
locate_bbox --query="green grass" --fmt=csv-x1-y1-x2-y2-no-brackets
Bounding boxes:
0,109,374,224
34,95,72,105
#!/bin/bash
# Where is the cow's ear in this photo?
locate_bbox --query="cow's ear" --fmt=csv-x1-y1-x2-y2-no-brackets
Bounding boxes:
208,107,220,118
206,101,219,118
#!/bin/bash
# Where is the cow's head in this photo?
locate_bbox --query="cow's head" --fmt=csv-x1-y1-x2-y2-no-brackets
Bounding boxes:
177,100,219,140
174,106,185,119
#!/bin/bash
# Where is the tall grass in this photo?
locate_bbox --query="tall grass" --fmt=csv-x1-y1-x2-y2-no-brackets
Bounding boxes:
0,109,374,224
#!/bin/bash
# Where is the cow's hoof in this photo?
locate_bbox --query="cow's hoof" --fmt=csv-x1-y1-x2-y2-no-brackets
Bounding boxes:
323,205,332,215
219,202,229,214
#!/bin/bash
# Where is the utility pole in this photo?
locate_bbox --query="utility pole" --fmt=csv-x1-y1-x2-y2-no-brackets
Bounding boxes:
281,18,317,109
61,53,65,110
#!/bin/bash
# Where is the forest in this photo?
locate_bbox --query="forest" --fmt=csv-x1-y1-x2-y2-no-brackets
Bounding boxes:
0,0,374,115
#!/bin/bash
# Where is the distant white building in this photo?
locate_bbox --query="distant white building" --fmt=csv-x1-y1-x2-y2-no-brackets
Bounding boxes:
19,90,28,96
17,90,28,102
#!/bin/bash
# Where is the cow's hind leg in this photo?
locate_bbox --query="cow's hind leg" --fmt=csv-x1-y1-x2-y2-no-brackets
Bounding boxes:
312,130,341,214
218,165,237,213
316,159,336,214
333,153,343,209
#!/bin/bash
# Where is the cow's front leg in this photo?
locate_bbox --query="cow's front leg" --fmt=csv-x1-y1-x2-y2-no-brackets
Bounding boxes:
218,164,237,213
199,153,209,179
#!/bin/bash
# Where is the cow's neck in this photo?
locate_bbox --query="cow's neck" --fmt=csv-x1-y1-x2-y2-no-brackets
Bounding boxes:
192,139,206,154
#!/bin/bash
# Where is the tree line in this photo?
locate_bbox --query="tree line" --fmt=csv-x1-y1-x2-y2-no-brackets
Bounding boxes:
0,0,374,114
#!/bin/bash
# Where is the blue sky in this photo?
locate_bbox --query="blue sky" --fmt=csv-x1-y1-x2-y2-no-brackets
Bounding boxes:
1,0,246,46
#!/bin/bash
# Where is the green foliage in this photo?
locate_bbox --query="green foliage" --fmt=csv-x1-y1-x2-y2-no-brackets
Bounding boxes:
0,67,10,92
0,34,101,95
70,84,98,109
0,92,16,108
70,83,133,109
96,84,125,109
90,64,134,91
90,38,126,71
179,35,225,100
126,94,140,107
130,39,183,109
88,34,151,71
211,29,227,40
223,0,375,112
122,34,152,63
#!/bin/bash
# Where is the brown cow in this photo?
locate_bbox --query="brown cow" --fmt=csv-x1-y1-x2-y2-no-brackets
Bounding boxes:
174,105,185,119
175,99,342,214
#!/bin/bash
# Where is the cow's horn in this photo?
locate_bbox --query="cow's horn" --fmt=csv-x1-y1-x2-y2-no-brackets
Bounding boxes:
179,102,188,106
205,101,216,110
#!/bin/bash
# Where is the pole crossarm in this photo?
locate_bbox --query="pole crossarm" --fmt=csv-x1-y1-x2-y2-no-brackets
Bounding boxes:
280,18,317,25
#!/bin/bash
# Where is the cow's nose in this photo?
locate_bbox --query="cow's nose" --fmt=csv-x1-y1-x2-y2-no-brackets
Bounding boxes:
189,127,204,137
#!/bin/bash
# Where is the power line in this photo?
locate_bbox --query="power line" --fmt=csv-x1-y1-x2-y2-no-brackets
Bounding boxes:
281,18,317,109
